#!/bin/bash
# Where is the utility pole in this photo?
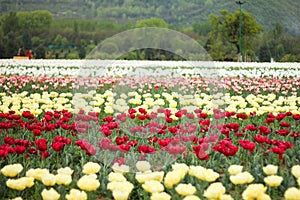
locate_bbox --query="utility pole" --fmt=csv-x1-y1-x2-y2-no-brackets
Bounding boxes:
236,0,245,62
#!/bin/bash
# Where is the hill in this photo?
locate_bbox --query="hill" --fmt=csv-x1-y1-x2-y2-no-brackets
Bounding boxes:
0,0,299,33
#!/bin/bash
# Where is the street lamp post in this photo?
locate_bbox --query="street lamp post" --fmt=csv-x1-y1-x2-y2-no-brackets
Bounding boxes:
236,0,245,62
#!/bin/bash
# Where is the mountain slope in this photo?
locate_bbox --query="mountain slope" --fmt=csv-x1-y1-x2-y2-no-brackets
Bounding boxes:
0,0,299,33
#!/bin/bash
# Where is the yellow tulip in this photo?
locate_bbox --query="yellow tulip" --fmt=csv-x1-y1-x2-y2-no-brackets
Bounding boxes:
228,165,243,175
182,195,201,200
230,172,254,185
82,162,101,174
291,165,300,179
108,172,127,182
284,187,300,200
150,192,171,200
262,164,278,175
136,161,151,172
41,188,60,200
175,183,196,196
66,189,87,200
55,174,72,186
1,163,23,177
41,173,56,186
242,184,269,200
77,174,100,191
142,180,164,193
264,175,283,187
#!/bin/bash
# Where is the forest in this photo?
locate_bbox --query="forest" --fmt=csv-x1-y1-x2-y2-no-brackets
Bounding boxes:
0,0,299,33
0,8,299,61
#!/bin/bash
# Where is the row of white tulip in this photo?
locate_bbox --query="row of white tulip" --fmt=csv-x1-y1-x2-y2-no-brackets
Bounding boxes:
1,59,299,78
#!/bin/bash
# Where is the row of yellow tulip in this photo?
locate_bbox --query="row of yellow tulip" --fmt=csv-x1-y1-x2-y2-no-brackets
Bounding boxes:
1,91,300,116
2,162,300,200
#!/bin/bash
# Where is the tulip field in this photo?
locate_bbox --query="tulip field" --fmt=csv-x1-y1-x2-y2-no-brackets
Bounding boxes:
1,59,300,200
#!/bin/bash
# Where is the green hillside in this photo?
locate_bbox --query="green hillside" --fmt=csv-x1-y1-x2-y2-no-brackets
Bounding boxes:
0,0,299,34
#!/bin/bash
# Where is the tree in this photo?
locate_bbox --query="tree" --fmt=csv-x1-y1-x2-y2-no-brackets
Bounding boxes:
0,31,5,58
134,18,169,60
71,21,80,46
22,31,32,49
0,12,20,58
208,10,263,59
1,11,19,35
4,32,19,58
265,22,284,61
207,39,231,61
17,10,53,36
78,47,86,59
258,44,271,62
135,18,168,28
192,21,211,36
54,34,63,46
35,44,46,59
31,36,44,49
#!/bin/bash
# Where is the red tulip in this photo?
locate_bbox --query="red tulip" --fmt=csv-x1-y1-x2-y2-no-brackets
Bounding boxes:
138,108,147,114
119,144,131,152
128,108,137,114
266,117,275,125
45,115,53,121
100,125,112,136
276,129,290,136
32,129,41,136
245,124,257,131
103,116,114,123
138,145,156,154
165,109,172,118
116,136,125,145
28,148,37,155
138,115,146,121
40,151,50,159
286,111,292,116
168,127,178,134
4,136,15,145
293,114,300,120
22,111,35,119
158,138,171,147
199,112,208,119
113,157,125,166
165,145,186,155
239,140,256,153
85,144,96,156
236,113,248,120
0,149,8,157
279,122,290,127
128,140,138,147
259,126,270,135
14,145,26,154
35,138,48,151
175,111,183,118
61,123,71,130
276,113,286,121
51,142,65,151
165,117,173,123
253,135,267,143
213,139,238,157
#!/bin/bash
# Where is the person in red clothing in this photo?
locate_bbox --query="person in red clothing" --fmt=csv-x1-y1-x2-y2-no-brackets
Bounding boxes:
26,50,30,57
26,49,33,59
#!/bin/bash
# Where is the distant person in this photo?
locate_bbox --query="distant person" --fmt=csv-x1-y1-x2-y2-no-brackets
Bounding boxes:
26,50,30,57
26,50,33,59
20,48,25,56
17,48,21,56
29,50,33,59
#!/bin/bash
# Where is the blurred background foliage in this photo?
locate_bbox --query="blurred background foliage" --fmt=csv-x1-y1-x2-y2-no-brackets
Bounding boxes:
0,0,299,61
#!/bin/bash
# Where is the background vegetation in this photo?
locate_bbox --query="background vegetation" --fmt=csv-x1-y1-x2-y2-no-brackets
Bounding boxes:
0,0,299,61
